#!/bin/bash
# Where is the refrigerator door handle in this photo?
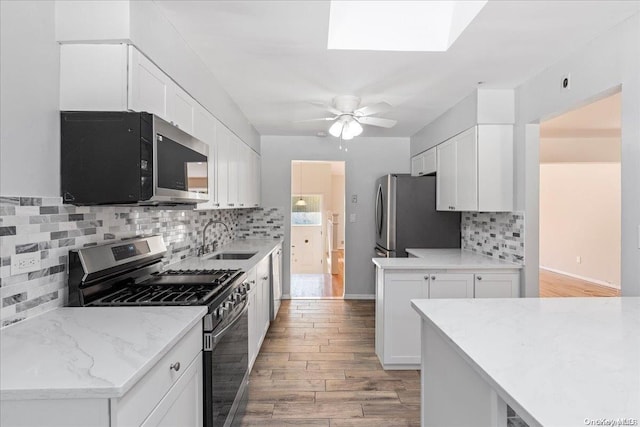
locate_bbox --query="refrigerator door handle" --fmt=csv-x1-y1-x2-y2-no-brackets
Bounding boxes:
376,183,384,238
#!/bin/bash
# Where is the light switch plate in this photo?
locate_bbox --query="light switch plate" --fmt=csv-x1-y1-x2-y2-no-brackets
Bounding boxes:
11,252,41,275
349,213,356,223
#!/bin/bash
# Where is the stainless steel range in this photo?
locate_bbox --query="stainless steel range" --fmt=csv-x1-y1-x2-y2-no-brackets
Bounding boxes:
68,235,249,427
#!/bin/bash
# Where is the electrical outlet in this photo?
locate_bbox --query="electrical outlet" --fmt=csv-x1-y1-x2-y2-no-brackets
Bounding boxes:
576,256,581,264
349,213,357,223
11,252,41,275
351,195,358,203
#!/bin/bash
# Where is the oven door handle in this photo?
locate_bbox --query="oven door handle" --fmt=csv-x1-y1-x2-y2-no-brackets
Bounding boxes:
212,300,249,345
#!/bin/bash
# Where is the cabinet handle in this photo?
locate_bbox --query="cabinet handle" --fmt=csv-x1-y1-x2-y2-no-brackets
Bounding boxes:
240,204,244,207
477,276,482,281
431,276,436,280
228,203,235,207
214,203,220,207
424,275,429,280
170,362,181,372
418,172,424,176
249,280,256,284
262,276,269,281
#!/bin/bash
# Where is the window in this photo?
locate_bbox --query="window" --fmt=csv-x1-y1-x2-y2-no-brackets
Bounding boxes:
291,195,322,225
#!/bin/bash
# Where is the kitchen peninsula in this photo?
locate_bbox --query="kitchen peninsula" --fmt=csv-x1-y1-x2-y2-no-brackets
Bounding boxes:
411,297,640,427
372,248,522,369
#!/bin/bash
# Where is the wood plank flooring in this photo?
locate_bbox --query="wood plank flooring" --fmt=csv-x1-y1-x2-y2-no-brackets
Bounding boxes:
539,269,620,297
235,299,420,426
290,274,345,298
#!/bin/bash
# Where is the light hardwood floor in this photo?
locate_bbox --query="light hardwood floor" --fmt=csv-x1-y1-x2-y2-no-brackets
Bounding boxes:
539,269,620,297
235,299,420,426
290,274,344,298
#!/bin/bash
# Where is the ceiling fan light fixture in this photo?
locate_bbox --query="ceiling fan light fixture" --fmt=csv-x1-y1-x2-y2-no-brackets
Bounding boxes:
329,120,344,138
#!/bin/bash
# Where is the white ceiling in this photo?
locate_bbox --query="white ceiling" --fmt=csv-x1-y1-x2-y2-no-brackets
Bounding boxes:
155,1,639,138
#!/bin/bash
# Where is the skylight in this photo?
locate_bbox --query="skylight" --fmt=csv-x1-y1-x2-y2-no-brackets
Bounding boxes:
327,1,487,52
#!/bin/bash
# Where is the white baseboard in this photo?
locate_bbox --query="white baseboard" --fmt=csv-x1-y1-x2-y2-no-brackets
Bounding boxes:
540,266,620,290
343,294,375,300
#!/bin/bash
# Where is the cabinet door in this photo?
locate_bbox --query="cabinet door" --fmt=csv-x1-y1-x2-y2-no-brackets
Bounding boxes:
237,143,251,208
227,135,240,207
141,353,203,427
383,273,429,365
423,147,436,175
411,154,423,176
436,139,457,211
454,126,478,211
477,125,513,212
194,107,217,210
60,44,128,111
128,47,170,120
474,273,520,298
168,85,195,134
256,257,271,339
251,150,261,207
247,277,258,370
429,273,474,298
216,125,230,208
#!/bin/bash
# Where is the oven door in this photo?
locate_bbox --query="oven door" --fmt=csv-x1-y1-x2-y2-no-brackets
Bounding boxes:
204,300,249,427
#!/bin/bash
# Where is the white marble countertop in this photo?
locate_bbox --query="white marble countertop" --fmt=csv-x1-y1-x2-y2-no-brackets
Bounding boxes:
0,306,206,400
411,297,640,426
372,248,522,270
167,238,282,272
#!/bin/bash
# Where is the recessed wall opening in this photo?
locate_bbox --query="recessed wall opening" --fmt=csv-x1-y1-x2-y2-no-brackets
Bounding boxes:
290,160,345,299
538,90,621,297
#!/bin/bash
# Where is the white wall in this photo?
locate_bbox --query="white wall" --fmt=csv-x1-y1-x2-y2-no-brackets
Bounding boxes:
55,0,260,151
516,12,640,297
1,1,60,196
331,173,346,248
261,136,410,298
540,163,621,287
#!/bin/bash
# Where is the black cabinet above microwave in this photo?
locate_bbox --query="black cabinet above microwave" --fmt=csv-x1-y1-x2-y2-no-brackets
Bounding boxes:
61,111,209,206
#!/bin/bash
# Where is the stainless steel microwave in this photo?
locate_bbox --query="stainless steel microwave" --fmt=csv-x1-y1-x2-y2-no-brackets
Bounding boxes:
61,111,209,205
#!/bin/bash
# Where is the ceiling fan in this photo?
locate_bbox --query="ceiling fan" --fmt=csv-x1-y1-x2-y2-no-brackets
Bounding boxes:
304,95,397,140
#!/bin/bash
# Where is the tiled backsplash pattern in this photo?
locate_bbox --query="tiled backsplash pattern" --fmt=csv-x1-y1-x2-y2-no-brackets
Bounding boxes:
237,207,285,239
0,196,284,327
461,212,525,264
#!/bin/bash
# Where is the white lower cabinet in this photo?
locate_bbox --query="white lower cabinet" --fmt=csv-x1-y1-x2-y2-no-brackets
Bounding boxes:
1,322,203,427
247,256,272,372
375,268,519,369
377,272,429,368
474,273,520,298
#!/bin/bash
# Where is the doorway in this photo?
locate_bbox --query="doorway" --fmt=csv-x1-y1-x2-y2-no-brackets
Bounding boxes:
290,161,345,298
538,91,621,297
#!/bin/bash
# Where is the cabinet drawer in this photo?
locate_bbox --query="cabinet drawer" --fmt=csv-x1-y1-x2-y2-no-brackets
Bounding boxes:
113,322,202,427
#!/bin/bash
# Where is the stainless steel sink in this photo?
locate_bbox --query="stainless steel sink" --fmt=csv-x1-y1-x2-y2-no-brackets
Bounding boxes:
207,252,257,260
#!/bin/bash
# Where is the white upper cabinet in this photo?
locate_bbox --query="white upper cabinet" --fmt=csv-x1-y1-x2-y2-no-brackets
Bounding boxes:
226,135,240,208
60,43,262,210
410,147,436,177
60,44,129,111
128,46,171,120
436,125,512,212
250,150,261,207
168,85,197,134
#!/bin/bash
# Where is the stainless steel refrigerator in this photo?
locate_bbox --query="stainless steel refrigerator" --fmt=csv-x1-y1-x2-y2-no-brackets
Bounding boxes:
375,174,461,257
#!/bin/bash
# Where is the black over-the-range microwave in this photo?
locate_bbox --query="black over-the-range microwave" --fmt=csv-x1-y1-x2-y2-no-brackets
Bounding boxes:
61,111,209,205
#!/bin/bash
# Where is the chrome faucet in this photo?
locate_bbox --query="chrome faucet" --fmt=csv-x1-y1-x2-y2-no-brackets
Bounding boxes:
199,220,230,256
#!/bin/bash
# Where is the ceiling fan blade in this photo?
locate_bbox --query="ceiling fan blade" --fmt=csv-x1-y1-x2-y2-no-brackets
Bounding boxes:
354,101,392,117
309,101,343,116
294,117,336,123
358,116,397,128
